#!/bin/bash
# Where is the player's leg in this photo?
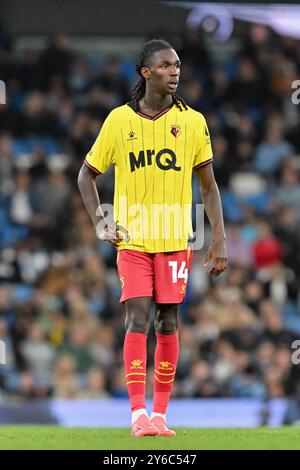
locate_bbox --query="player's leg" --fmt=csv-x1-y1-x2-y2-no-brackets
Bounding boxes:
150,302,179,436
124,297,158,436
150,248,193,436
117,249,157,436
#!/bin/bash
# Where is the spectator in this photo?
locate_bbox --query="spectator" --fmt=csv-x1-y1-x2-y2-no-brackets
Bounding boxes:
255,124,294,174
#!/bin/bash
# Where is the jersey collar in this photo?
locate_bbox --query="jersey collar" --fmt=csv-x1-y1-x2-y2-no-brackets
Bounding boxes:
127,99,174,121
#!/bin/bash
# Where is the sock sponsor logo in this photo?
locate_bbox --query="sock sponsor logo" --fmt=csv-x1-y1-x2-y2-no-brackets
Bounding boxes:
130,359,144,370
159,361,173,372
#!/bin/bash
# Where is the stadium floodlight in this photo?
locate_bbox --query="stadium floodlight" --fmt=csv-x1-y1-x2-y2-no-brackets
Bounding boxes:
166,2,300,40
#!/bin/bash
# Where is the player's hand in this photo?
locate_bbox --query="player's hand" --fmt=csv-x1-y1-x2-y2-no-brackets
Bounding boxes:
204,239,228,276
96,218,130,245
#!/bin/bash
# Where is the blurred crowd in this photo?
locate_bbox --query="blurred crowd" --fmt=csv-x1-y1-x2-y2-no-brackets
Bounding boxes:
0,26,300,413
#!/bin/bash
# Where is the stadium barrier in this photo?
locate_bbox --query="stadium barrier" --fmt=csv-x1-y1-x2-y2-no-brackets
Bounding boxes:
0,398,288,426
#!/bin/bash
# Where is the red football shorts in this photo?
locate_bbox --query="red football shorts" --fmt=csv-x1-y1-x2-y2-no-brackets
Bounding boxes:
117,248,192,303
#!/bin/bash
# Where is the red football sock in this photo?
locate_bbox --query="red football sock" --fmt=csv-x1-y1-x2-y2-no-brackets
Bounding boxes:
123,332,147,412
153,331,179,414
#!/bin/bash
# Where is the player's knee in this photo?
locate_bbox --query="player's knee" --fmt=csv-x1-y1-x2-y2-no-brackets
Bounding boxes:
126,312,150,334
125,300,150,334
155,307,178,334
156,318,178,334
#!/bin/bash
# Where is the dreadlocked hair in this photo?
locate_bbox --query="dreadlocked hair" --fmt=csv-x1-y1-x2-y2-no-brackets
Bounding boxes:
173,94,188,112
131,38,188,112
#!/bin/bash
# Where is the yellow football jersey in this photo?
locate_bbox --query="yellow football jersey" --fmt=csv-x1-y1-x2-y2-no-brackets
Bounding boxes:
85,100,213,253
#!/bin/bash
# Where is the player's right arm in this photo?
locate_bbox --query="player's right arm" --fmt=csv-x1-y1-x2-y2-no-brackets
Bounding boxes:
78,164,128,244
78,112,128,244
77,163,102,228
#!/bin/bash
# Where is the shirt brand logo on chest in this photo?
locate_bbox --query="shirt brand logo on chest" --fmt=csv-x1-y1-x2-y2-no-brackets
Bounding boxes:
128,131,137,141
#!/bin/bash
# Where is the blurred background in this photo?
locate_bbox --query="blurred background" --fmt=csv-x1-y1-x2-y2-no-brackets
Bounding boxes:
0,0,300,427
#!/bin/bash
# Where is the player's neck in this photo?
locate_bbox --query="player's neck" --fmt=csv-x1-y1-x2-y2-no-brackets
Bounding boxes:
140,92,173,116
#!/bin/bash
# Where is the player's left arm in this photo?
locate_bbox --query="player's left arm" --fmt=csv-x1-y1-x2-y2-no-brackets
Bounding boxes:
195,163,228,276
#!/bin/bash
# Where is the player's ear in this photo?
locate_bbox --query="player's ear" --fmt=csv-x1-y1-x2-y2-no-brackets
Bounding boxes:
140,67,150,80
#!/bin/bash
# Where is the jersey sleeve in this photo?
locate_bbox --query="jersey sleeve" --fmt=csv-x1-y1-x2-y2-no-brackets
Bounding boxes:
84,112,115,174
193,114,213,170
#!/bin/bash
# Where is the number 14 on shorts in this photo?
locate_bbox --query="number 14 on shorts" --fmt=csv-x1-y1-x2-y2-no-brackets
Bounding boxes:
168,261,188,283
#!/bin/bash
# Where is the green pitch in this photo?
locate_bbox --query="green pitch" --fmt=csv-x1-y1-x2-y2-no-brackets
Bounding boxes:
0,426,299,450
